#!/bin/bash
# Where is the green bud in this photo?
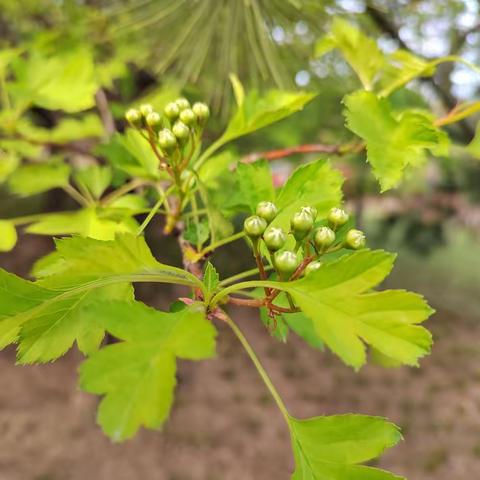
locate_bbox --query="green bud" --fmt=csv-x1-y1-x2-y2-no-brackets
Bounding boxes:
146,112,162,129
274,250,300,276
125,108,141,126
158,129,177,153
179,108,196,127
172,121,190,143
345,229,366,249
139,103,154,117
175,98,190,111
263,227,286,252
300,205,317,221
192,102,210,123
291,210,314,240
244,215,267,238
314,226,335,249
164,102,180,121
256,201,278,224
328,207,349,228
305,260,322,276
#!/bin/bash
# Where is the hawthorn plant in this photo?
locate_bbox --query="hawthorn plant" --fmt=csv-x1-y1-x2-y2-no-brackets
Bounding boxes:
1,19,480,480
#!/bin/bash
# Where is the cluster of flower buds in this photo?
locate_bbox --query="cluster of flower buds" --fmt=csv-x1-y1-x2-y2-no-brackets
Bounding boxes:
125,98,210,162
243,201,366,278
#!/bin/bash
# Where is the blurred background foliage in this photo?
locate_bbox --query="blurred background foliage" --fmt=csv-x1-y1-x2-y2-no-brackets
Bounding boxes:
0,0,479,316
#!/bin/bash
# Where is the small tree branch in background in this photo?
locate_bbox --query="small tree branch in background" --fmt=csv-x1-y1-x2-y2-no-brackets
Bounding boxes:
95,89,116,138
365,2,475,142
241,142,364,164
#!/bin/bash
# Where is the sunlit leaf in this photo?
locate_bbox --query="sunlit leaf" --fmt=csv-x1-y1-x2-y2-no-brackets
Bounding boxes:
0,234,201,363
315,18,385,90
281,250,434,369
344,90,448,191
8,162,71,196
10,48,98,112
79,301,216,441
289,414,404,479
0,220,17,252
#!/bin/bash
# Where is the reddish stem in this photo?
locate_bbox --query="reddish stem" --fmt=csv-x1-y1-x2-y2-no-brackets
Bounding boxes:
241,142,364,164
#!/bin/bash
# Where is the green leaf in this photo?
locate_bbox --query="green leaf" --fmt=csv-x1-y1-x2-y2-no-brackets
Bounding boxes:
11,48,98,112
260,307,289,342
196,178,234,243
289,414,404,479
0,268,132,362
315,18,385,90
8,162,71,196
0,220,17,252
74,165,112,199
270,159,343,235
237,160,275,212
0,234,201,363
229,73,245,107
25,207,137,240
203,262,219,298
16,114,103,145
198,150,237,188
282,250,434,369
0,151,19,181
285,311,324,351
344,90,447,191
221,89,316,144
261,291,323,349
0,138,42,159
33,233,199,290
79,301,216,441
99,130,161,180
380,50,436,97
183,218,210,249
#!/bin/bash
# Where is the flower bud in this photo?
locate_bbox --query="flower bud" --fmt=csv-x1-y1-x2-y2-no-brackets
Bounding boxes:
192,102,210,123
300,205,317,222
146,112,162,130
328,207,349,228
175,98,190,111
263,227,286,252
305,260,322,276
179,108,196,127
164,102,180,121
172,121,190,143
256,201,278,224
158,129,177,153
314,226,335,249
139,103,154,117
291,210,314,240
244,215,267,238
274,250,300,276
125,108,142,127
345,229,366,249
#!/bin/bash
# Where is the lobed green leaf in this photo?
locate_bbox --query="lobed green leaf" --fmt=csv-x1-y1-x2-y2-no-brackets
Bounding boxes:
0,234,202,363
79,301,217,441
289,414,404,479
281,250,434,369
344,90,448,191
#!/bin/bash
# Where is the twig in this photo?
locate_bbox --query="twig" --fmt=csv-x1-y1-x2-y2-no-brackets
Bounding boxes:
101,178,148,206
62,185,90,207
241,142,364,164
95,89,115,137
